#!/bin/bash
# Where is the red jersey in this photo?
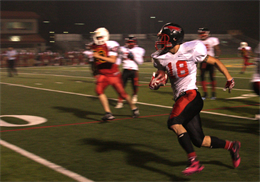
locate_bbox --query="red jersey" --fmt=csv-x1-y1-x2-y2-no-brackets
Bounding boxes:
90,41,120,76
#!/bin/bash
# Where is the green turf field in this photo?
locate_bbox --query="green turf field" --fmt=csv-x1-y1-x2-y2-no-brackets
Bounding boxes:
1,58,259,181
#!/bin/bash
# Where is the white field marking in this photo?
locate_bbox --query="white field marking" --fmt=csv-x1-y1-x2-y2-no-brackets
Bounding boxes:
0,140,93,182
6,72,252,92
227,93,259,100
1,82,256,120
34,83,42,85
55,82,63,84
135,101,257,120
8,72,93,80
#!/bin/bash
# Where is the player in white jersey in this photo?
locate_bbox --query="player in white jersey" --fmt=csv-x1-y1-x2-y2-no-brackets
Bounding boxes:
198,27,221,100
238,42,254,74
149,22,240,176
251,43,260,119
115,35,145,108
5,47,18,77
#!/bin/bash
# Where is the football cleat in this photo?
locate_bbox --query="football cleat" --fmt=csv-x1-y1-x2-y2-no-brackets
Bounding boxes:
202,93,208,100
101,112,115,121
182,158,204,176
132,108,140,118
230,141,241,168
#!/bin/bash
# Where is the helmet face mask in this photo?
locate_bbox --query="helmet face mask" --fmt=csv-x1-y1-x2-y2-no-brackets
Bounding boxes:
198,27,210,40
93,27,109,45
125,35,137,49
155,34,172,50
155,22,184,51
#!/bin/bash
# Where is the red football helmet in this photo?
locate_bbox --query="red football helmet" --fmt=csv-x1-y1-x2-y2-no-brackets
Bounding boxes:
125,35,137,49
198,27,210,40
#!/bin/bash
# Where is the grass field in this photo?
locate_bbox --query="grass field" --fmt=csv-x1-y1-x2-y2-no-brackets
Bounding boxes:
1,58,259,181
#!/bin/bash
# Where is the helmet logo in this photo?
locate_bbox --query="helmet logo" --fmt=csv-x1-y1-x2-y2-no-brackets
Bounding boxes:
164,26,181,33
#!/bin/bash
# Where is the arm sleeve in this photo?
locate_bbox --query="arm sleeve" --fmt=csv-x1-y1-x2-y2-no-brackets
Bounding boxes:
193,41,208,63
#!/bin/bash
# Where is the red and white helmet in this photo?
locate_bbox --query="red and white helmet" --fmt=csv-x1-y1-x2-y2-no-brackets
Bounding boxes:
93,27,109,45
198,27,210,40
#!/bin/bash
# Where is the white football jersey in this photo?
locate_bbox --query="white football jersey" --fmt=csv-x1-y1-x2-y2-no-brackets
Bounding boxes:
6,49,18,60
152,40,207,100
117,46,145,70
200,37,219,57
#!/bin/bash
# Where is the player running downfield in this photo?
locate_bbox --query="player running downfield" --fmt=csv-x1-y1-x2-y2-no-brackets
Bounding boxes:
84,27,139,121
149,22,240,176
115,35,145,108
197,27,221,100
238,42,254,74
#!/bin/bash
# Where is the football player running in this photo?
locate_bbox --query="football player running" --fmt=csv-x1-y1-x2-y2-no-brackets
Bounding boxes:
149,22,240,176
86,27,139,121
198,27,221,100
115,35,145,108
238,42,254,74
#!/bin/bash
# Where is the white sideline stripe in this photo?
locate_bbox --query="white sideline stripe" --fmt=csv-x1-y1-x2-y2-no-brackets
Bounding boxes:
1,82,256,120
0,140,94,182
136,101,257,120
2,72,253,92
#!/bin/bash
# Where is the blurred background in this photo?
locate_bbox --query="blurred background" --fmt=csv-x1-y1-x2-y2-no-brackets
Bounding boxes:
1,0,259,66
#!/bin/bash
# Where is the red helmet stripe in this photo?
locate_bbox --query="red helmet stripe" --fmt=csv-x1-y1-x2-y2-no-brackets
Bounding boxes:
165,26,181,32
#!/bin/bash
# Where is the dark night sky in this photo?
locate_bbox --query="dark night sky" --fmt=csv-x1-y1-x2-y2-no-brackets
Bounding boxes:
1,1,259,40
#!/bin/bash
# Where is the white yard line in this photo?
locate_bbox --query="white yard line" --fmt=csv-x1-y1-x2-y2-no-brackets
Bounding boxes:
0,140,93,182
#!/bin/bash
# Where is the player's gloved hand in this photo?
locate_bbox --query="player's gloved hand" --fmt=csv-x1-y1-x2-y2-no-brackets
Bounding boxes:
149,71,168,90
224,78,235,93
127,52,134,60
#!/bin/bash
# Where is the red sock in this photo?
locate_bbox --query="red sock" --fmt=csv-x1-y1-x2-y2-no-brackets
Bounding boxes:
224,140,233,150
201,81,207,92
188,152,197,160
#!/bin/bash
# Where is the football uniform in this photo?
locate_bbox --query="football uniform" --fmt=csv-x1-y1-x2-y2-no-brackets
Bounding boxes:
89,40,120,76
201,37,219,57
117,46,145,70
116,45,145,101
86,40,128,99
238,46,253,66
199,37,219,98
152,40,207,146
152,40,207,100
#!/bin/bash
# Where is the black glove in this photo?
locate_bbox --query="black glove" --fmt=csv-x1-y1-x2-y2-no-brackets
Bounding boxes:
127,52,134,60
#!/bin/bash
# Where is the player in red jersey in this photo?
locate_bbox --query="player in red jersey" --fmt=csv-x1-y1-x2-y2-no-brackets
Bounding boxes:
86,27,139,121
238,42,254,74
